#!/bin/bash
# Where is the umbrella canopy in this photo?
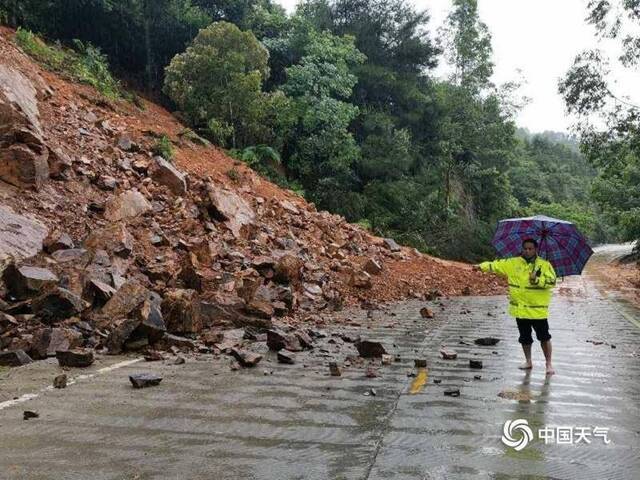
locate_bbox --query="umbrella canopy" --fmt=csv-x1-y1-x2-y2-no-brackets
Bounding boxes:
491,215,593,277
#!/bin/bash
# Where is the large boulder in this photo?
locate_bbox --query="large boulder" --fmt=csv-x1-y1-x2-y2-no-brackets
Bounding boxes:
0,205,48,275
84,223,134,258
32,287,89,324
0,65,49,188
98,280,149,322
161,289,201,334
104,190,152,221
205,183,255,238
3,264,58,300
151,156,187,195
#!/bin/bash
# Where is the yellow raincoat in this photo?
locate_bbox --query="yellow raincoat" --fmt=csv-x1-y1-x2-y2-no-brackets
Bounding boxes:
480,256,557,319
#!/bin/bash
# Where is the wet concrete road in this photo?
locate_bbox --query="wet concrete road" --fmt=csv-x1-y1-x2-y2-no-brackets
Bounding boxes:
1,248,639,479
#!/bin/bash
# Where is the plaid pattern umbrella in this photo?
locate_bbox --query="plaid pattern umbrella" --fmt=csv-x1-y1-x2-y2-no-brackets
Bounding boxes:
491,215,593,277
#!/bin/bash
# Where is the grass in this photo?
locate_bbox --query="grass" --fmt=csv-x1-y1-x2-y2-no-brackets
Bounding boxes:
15,28,123,100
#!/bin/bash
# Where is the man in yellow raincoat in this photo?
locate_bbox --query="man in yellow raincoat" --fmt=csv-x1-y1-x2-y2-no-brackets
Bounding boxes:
474,238,557,375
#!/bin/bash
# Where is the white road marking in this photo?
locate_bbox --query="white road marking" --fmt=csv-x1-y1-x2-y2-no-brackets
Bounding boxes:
0,358,143,411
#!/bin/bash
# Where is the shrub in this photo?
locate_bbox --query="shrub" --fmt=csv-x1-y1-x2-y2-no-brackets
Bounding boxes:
152,135,174,160
15,28,122,99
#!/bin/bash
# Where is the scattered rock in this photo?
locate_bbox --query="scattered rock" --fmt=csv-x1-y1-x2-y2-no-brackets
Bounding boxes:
32,287,88,323
0,65,49,188
84,223,134,258
0,206,48,276
381,354,393,365
3,264,58,299
439,349,457,360
469,359,483,369
161,289,201,334
0,349,33,366
151,156,187,195
206,183,255,238
350,270,372,289
56,349,94,368
43,231,74,253
444,388,460,397
474,337,500,346
329,361,342,376
355,340,387,358
173,356,186,365
230,348,262,367
104,190,152,221
267,329,302,352
383,238,401,252
414,358,427,368
419,307,434,319
362,258,383,275
23,410,39,420
129,373,163,389
144,351,163,362
53,374,67,389
277,351,295,364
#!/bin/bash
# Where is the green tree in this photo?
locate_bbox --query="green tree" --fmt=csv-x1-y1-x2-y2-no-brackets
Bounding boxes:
280,28,366,214
163,21,273,148
560,0,640,249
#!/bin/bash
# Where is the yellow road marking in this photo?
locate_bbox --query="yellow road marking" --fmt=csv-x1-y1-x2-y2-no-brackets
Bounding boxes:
409,368,428,394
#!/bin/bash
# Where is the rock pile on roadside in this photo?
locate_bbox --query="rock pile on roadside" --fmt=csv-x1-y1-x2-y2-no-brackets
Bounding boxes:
0,28,503,367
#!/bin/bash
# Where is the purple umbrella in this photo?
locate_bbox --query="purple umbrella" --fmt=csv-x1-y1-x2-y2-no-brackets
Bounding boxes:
491,215,593,277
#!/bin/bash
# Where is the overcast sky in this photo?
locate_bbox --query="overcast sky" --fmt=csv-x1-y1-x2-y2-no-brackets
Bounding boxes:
275,0,639,133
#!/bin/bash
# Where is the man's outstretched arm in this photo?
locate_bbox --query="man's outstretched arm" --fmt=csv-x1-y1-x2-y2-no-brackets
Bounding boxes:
475,259,512,277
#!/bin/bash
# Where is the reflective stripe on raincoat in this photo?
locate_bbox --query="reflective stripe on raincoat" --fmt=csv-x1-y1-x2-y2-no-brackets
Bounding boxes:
480,256,557,319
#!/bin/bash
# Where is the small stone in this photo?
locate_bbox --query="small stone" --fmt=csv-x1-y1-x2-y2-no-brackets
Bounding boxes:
433,378,442,384
129,373,163,389
381,354,393,365
144,351,163,362
267,330,302,352
56,349,94,368
230,348,262,367
444,388,460,397
329,361,342,376
474,375,482,380
173,356,186,365
23,410,39,420
469,359,483,369
355,340,387,358
53,374,67,389
363,258,383,275
277,351,295,364
383,238,401,252
439,349,457,360
369,388,377,396
414,358,427,368
420,307,434,319
474,337,500,346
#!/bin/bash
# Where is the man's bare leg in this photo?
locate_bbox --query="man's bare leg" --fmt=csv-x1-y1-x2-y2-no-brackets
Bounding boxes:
541,340,555,375
519,343,533,369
